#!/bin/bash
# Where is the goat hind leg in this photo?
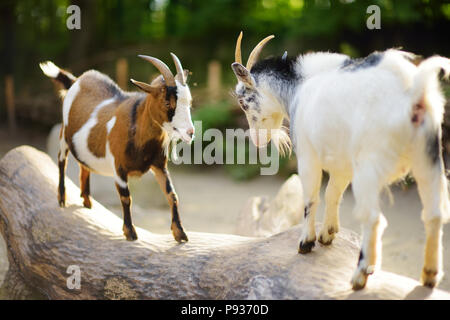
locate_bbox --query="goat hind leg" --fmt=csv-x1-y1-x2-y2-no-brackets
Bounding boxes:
351,166,386,290
412,143,448,288
79,164,92,208
57,134,69,207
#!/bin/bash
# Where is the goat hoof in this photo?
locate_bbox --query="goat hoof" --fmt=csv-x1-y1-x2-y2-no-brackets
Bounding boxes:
421,268,440,288
123,225,138,241
318,235,333,246
82,197,92,209
351,271,368,290
172,225,188,243
298,239,315,254
58,193,66,207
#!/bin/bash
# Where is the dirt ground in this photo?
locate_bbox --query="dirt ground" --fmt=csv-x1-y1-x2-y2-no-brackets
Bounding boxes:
0,124,449,293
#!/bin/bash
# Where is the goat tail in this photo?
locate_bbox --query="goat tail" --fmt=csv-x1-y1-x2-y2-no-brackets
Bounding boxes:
412,56,450,104
410,56,450,129
39,61,77,90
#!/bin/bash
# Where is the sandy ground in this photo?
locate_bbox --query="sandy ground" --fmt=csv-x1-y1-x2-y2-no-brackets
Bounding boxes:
0,124,449,293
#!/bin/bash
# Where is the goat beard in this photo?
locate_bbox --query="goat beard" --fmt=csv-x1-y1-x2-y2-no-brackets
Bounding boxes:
271,127,292,157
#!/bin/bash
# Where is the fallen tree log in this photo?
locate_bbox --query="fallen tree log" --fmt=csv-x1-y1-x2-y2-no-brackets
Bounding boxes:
0,146,449,300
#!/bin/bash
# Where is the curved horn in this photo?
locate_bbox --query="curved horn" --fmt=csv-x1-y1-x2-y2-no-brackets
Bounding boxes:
235,31,243,65
170,52,186,86
246,35,275,70
138,55,175,87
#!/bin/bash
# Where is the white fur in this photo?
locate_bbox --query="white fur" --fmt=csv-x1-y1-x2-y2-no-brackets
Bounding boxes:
164,81,194,143
237,49,450,289
63,80,80,125
106,116,116,134
292,51,450,289
72,98,116,176
297,52,348,80
39,61,60,78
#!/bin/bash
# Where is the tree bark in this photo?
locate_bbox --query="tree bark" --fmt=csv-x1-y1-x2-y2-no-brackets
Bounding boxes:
0,146,449,300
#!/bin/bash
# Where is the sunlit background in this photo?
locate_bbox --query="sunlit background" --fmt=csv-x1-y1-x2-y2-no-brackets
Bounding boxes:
1,0,450,291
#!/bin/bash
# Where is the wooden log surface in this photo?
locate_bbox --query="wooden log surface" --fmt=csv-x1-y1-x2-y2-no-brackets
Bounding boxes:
0,146,449,300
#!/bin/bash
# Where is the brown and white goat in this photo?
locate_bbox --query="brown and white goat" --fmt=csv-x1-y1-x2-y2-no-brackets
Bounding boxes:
40,54,194,242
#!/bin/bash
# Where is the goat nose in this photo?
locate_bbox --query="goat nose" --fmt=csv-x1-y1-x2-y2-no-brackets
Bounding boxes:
187,127,194,138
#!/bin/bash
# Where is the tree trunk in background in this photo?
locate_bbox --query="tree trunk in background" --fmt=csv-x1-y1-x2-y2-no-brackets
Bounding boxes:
0,146,449,300
69,0,96,72
0,1,16,132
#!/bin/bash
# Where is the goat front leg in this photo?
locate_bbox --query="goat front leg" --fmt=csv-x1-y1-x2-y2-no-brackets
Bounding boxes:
152,166,188,243
318,174,349,246
298,152,322,254
79,164,92,208
114,174,137,241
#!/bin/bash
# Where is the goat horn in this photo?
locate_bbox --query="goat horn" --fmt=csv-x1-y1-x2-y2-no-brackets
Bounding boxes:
170,53,186,86
235,31,243,65
246,35,275,70
138,55,176,87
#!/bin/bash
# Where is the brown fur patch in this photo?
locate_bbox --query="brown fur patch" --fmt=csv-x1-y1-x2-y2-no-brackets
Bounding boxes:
109,92,171,176
87,103,116,157
65,73,111,148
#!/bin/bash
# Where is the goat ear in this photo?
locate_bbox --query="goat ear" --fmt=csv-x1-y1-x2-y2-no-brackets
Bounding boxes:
130,79,160,95
231,62,255,88
183,69,189,82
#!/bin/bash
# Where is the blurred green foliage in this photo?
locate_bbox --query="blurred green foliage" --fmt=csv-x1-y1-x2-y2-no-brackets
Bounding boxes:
1,0,450,179
192,101,235,131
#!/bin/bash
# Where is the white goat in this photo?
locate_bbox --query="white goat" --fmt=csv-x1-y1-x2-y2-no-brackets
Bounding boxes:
231,32,450,290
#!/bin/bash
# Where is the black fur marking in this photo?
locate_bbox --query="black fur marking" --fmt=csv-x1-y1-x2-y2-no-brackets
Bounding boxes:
246,95,256,103
304,203,313,219
165,86,177,122
165,177,172,194
427,133,440,165
117,165,128,182
167,108,175,122
251,56,300,82
125,138,163,174
56,72,74,90
299,239,315,254
237,86,246,96
118,186,130,198
166,86,177,101
358,250,364,266
341,52,384,71
129,98,144,137
172,203,181,224
104,79,130,102
58,160,66,197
